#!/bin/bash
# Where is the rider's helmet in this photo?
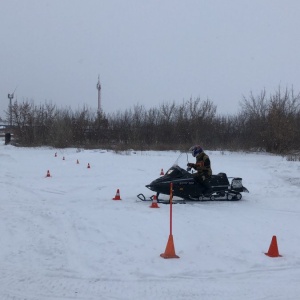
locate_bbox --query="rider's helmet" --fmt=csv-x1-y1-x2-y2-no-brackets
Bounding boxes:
189,145,203,157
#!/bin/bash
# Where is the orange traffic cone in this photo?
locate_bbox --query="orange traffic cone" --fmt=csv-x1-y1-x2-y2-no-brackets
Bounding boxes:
265,235,282,257
112,189,121,200
160,234,179,259
150,195,160,208
160,168,164,176
54,152,57,157
45,170,51,178
87,163,91,168
76,159,79,164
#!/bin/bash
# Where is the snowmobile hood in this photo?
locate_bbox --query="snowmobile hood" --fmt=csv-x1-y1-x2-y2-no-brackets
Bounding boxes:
146,165,191,193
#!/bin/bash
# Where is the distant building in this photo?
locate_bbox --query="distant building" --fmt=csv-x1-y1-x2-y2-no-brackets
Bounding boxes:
0,117,9,129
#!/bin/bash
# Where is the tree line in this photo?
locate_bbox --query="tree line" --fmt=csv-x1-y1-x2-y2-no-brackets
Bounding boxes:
6,87,300,156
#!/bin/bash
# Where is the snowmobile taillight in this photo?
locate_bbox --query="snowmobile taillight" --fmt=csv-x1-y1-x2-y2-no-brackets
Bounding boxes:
231,178,243,189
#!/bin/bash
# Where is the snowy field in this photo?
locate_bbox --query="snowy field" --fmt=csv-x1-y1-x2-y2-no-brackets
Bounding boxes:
1,140,300,300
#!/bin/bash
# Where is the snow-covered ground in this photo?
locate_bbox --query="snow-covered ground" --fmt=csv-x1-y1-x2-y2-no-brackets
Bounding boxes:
1,141,300,300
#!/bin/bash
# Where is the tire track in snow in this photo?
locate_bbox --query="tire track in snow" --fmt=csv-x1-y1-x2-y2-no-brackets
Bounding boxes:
1,268,299,300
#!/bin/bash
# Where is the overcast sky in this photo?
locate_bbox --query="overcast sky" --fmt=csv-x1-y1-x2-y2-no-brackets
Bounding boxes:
1,0,300,119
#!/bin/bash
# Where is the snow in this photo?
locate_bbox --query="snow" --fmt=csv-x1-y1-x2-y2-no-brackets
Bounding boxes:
1,141,300,300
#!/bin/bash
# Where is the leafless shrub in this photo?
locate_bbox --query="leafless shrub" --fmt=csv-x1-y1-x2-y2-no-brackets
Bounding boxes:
7,88,300,156
286,154,300,161
240,86,300,154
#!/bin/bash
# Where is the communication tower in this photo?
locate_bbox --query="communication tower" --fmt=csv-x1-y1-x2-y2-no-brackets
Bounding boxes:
96,76,101,112
8,87,17,127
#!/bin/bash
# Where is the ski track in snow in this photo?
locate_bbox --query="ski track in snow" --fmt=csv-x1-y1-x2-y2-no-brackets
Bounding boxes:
1,144,300,299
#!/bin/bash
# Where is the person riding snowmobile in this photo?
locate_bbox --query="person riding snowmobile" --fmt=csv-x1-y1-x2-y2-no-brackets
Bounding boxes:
187,145,213,196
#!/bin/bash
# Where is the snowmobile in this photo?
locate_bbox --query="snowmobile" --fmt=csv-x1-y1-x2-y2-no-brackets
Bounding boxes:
137,163,249,203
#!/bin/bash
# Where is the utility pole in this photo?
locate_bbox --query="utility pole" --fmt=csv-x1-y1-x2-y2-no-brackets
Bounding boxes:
96,75,101,113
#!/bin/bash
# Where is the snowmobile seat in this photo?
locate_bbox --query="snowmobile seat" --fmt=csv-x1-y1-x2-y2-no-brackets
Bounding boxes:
209,173,230,191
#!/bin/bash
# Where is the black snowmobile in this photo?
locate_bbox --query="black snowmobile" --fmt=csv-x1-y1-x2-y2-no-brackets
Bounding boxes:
137,163,249,203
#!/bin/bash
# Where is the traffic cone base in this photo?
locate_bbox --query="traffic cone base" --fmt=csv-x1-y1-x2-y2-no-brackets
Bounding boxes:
112,189,121,200
265,236,282,257
150,195,159,208
160,234,179,259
